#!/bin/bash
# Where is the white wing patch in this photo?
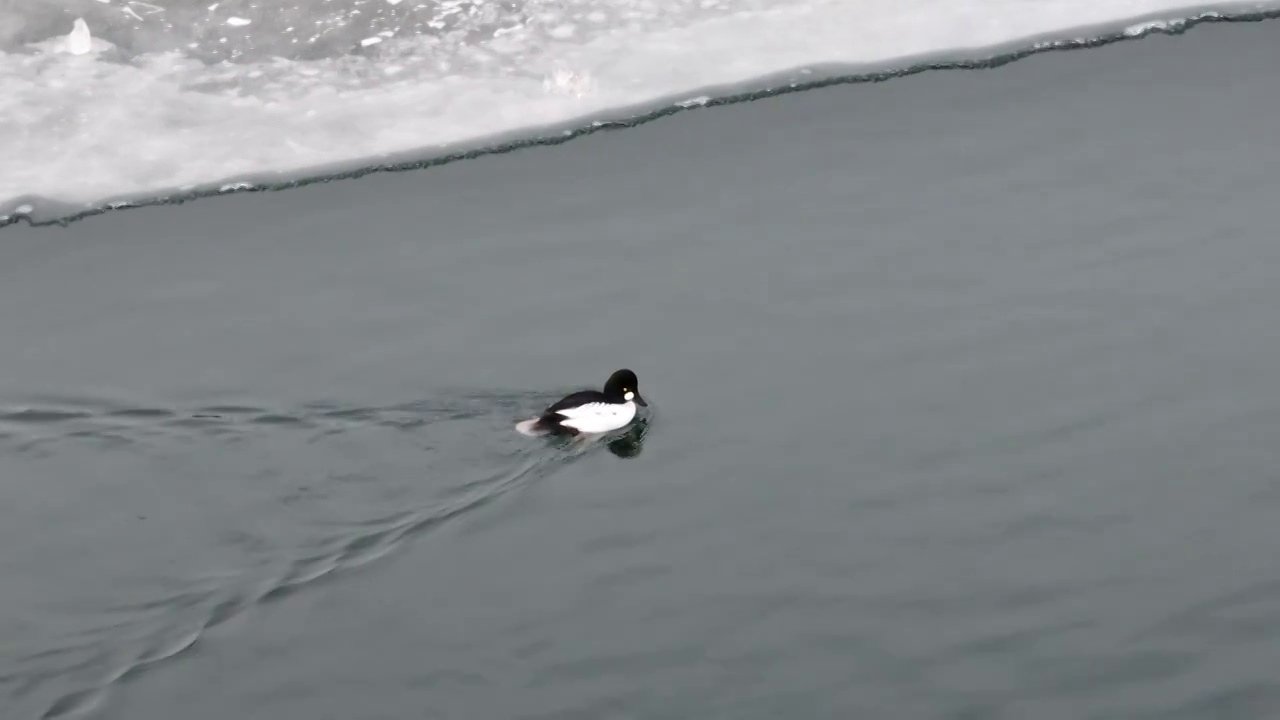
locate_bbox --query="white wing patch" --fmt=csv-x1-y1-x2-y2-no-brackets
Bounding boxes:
555,401,636,434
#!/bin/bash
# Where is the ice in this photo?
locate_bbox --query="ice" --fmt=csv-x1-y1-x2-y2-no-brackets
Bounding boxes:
1,0,1276,217
65,18,92,55
676,96,711,108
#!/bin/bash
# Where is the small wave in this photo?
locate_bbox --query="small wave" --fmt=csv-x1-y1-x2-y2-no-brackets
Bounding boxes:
26,453,572,720
0,408,93,424
1,388,642,720
0,391,534,454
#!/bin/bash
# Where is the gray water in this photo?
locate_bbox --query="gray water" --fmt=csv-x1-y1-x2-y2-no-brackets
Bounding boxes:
4,19,1280,720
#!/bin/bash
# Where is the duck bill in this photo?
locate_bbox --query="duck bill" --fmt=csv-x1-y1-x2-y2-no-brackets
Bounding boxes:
633,393,648,407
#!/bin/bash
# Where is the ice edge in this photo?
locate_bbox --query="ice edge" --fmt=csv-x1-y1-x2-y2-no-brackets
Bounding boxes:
3,7,1276,231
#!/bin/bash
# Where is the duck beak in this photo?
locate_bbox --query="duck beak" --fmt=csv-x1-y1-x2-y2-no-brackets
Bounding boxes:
634,393,648,407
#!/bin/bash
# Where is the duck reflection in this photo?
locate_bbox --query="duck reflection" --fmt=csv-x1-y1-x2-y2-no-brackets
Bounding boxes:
606,416,650,458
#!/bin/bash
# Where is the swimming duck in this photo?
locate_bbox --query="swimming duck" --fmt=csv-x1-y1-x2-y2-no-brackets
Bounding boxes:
516,368,648,437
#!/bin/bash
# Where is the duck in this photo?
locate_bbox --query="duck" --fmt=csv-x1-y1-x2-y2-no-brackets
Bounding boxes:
516,368,648,438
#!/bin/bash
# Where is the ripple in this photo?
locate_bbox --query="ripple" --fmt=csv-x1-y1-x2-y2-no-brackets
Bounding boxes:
0,409,93,424
2,388,643,720
41,688,103,720
104,408,175,421
0,393,546,453
249,413,314,427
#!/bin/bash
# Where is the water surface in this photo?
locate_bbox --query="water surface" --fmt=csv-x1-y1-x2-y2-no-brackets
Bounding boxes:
3,19,1280,720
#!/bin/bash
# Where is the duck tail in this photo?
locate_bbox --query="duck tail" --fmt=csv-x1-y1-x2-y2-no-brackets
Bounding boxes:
515,418,547,437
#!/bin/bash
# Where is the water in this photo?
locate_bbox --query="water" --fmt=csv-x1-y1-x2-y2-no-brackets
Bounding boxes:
2,0,1279,220
4,15,1280,719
